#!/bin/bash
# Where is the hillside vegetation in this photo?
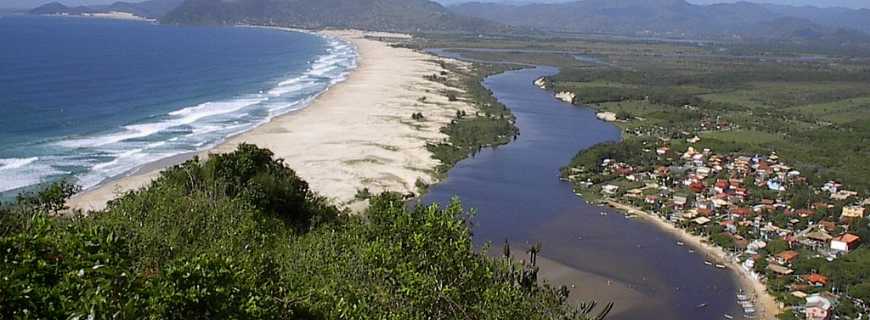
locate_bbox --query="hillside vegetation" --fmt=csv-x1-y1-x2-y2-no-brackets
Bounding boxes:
0,144,609,319
449,0,870,44
161,0,505,33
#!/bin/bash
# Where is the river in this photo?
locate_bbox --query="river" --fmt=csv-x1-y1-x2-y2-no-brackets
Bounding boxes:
421,65,744,319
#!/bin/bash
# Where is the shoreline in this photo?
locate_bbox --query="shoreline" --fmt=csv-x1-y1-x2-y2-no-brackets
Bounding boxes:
68,29,473,212
34,12,157,22
605,200,782,319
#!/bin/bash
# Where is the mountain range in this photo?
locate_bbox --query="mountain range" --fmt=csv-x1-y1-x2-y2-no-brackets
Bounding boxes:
30,0,182,18
159,0,506,32
27,0,870,42
448,0,870,40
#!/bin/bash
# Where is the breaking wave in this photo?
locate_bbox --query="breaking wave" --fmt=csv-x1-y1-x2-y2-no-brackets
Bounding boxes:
0,35,357,194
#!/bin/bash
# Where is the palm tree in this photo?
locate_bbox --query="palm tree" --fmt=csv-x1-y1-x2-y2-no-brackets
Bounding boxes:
527,241,542,267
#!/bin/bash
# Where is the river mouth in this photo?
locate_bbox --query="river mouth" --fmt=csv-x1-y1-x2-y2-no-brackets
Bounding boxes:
420,64,744,319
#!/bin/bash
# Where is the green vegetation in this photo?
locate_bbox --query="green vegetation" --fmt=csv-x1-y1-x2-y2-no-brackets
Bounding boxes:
411,112,425,121
426,63,519,175
0,144,610,319
161,0,502,33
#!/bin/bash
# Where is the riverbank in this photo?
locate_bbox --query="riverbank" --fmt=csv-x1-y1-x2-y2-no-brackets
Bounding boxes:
68,29,474,212
605,200,782,319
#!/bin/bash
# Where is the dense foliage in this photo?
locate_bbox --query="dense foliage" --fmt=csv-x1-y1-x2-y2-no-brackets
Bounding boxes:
0,144,608,319
427,63,520,175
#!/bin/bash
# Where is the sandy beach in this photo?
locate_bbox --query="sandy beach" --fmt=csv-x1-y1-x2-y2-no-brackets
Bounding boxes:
68,29,473,212
607,201,782,319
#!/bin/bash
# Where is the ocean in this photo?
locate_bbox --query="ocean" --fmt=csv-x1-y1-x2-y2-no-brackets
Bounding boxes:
0,16,356,197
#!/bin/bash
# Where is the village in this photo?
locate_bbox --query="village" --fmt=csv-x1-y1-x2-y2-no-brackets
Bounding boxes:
565,135,870,320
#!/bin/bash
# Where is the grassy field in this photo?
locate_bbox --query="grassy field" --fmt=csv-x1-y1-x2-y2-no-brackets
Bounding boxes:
701,82,870,110
701,130,784,145
787,96,870,123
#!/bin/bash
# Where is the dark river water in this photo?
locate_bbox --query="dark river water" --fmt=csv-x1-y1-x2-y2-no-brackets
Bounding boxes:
421,66,743,319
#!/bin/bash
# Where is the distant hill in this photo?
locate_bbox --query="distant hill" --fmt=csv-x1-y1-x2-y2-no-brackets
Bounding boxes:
29,0,183,18
449,0,870,41
762,4,870,34
30,2,90,15
161,0,507,33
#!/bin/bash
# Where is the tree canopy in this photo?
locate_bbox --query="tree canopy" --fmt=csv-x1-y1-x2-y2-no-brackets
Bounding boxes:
0,144,609,319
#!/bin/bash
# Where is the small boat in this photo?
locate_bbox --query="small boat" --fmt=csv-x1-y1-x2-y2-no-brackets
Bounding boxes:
736,294,749,301
676,241,685,246
600,211,608,216
723,314,733,319
696,303,708,309
715,264,727,269
704,261,713,266
688,249,695,253
744,307,756,314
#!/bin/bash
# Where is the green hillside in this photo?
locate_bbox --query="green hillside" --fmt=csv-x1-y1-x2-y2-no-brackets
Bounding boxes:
0,144,609,319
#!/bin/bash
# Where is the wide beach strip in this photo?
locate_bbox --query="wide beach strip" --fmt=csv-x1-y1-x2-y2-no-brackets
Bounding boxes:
69,30,473,211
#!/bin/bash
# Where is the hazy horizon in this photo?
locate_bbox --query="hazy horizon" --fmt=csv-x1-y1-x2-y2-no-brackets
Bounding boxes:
436,0,869,9
3,0,869,10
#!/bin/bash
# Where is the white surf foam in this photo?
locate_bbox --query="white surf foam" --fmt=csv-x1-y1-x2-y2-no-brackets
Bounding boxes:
4,33,359,194
0,157,67,193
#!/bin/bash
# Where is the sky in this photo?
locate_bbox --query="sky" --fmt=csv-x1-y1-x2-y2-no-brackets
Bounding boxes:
437,0,870,9
3,0,869,9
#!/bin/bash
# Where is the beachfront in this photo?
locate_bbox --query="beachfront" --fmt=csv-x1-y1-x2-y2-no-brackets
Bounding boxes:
607,201,782,320
68,30,473,212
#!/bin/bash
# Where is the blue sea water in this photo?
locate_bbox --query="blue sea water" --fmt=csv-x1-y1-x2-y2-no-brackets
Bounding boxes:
0,16,356,196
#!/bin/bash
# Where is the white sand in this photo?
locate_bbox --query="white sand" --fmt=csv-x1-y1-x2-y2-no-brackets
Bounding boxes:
68,30,472,212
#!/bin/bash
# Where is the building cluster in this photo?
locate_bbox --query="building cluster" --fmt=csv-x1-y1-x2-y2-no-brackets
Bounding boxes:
567,137,869,319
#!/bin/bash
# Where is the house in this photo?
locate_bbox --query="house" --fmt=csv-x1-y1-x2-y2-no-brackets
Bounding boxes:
693,217,711,225
796,209,815,218
596,112,617,122
822,181,842,193
555,91,575,103
831,234,861,253
804,273,828,287
768,264,794,275
673,196,688,208
841,206,865,220
689,181,706,193
819,221,837,233
756,161,772,175
767,180,785,191
655,166,670,177
615,165,634,176
831,190,858,201
806,229,833,246
730,207,752,217
805,294,832,320
601,185,620,195
775,250,799,265
714,179,729,193
792,291,808,299
656,147,670,155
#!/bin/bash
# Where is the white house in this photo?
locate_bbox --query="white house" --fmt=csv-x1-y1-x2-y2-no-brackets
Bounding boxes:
805,294,832,320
